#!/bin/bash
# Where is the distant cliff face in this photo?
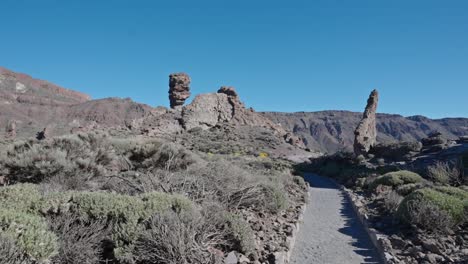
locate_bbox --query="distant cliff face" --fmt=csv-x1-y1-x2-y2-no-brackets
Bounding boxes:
262,111,468,154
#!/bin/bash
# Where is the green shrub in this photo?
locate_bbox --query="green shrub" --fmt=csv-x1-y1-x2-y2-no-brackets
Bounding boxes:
225,213,256,255
71,192,146,222
0,209,58,262
68,191,195,262
397,195,455,233
369,170,423,190
293,175,307,189
397,188,468,226
396,183,422,196
140,192,193,215
263,184,288,212
433,186,468,200
0,184,42,213
0,235,30,264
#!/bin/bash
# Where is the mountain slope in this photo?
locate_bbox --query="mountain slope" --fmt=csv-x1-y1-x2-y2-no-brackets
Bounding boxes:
262,111,468,153
1,66,467,154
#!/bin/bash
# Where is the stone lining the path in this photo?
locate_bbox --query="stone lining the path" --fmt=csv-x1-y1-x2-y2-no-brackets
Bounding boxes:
341,186,390,264
274,191,310,264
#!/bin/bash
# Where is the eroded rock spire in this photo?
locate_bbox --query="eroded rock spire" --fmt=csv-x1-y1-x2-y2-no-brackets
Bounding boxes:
353,89,379,156
169,73,191,109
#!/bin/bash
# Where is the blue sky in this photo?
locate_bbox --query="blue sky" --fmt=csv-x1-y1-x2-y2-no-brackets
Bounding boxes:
1,0,467,118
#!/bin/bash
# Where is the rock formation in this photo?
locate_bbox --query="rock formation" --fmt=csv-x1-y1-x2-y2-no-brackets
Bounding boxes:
353,89,379,156
5,120,17,139
182,86,273,130
181,86,306,148
421,131,449,153
217,86,239,97
369,141,422,162
457,136,468,144
168,73,191,109
36,128,48,140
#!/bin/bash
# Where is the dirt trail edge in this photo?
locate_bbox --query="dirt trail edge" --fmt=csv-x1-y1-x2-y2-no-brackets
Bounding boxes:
290,173,382,264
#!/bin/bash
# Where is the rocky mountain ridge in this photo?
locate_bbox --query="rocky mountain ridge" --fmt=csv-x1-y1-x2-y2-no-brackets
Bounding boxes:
263,111,468,153
1,66,467,154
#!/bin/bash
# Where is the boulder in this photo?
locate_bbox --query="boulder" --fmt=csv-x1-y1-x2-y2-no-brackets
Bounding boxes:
457,136,468,144
5,120,16,139
181,93,233,130
422,135,447,146
284,132,306,148
218,86,239,97
181,88,306,148
168,73,191,109
421,132,450,153
36,127,48,140
370,141,422,161
354,89,379,156
224,251,238,264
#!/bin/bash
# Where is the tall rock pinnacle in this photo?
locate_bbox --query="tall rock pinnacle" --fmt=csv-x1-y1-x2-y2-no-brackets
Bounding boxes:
168,73,191,109
353,89,379,156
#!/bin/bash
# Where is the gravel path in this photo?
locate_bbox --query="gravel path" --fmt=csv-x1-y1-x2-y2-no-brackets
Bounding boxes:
290,173,381,264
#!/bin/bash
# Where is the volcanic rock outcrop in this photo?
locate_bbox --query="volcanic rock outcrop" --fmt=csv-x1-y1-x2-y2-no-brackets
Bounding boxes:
181,86,306,148
421,131,450,153
217,86,239,97
5,120,16,139
353,89,379,156
369,141,422,162
168,73,191,109
181,86,270,130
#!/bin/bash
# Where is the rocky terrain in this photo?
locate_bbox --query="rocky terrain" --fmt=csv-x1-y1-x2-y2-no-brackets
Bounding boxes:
2,66,467,156
1,66,467,263
0,67,315,264
263,111,468,154
0,67,308,158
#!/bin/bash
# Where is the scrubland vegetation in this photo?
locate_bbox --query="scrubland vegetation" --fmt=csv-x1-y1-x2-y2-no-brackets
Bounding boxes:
305,151,468,234
0,132,306,264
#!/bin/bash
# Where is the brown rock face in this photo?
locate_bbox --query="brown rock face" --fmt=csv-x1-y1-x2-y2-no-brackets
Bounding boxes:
5,120,17,139
217,86,239,97
169,73,191,109
354,89,379,155
181,88,306,148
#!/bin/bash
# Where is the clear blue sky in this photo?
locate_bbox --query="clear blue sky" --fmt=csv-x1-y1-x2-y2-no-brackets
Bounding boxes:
1,0,467,118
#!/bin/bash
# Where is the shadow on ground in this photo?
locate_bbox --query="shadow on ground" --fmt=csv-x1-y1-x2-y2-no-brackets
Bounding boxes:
304,173,382,264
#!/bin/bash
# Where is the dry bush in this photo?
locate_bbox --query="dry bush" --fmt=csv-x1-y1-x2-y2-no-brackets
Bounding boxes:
427,161,461,185
47,213,110,264
107,156,291,213
0,235,30,264
2,133,120,186
132,207,227,264
126,140,198,171
382,191,403,213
